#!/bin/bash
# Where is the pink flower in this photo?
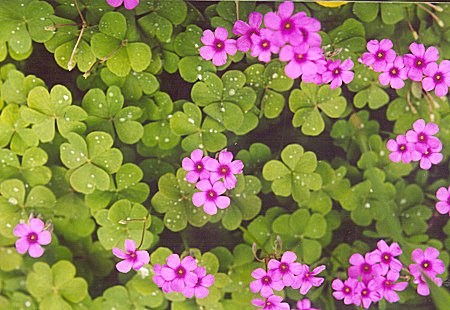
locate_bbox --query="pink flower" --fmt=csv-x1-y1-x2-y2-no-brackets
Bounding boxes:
263,1,306,47
192,180,230,215
252,294,290,310
436,186,450,215
409,247,445,278
386,135,415,163
361,39,396,72
422,60,450,97
404,42,439,82
233,12,263,53
297,16,322,47
267,251,302,286
112,239,150,273
411,143,443,170
368,240,403,275
14,216,51,258
182,266,215,299
205,150,244,190
296,298,319,310
332,278,358,305
348,253,381,283
182,149,211,183
279,43,324,79
200,27,237,66
413,273,443,296
353,280,381,309
152,264,172,293
106,0,139,10
291,264,326,294
378,56,408,89
302,59,326,85
161,254,198,292
375,271,408,303
250,268,284,297
250,29,280,63
322,59,354,89
406,119,441,149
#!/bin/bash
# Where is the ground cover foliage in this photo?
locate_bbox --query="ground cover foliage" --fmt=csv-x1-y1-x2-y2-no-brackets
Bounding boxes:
0,0,450,309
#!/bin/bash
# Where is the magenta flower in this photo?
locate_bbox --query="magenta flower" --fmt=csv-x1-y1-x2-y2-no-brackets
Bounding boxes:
297,16,322,47
322,59,354,89
250,29,280,63
332,278,358,305
353,280,381,309
250,268,284,297
348,253,381,283
413,273,443,296
182,149,211,183
411,143,443,170
406,119,441,149
404,42,439,82
375,271,408,303
267,251,302,286
200,27,237,66
291,264,325,294
192,180,230,215
436,186,450,215
106,0,139,10
409,247,445,278
112,239,150,273
368,240,403,275
379,56,408,89
161,254,198,292
361,39,396,72
279,43,323,79
252,294,290,310
264,1,306,47
182,266,214,299
296,298,319,310
233,12,263,53
152,264,172,293
205,150,243,190
14,216,51,258
302,59,327,85
386,134,415,163
422,60,450,97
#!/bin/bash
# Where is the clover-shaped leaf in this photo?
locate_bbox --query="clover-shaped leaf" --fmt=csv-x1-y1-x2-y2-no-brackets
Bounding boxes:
1,69,45,105
0,0,54,58
151,169,210,232
85,163,150,210
141,92,180,150
170,101,227,152
289,81,347,136
0,147,52,186
95,199,152,250
60,132,123,194
0,178,55,238
21,85,87,142
178,56,217,83
0,104,39,155
263,144,322,203
82,86,144,144
26,260,88,309
327,18,366,59
91,12,152,77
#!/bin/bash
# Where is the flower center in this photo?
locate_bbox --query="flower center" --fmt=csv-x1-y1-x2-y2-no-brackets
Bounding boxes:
215,40,224,51
362,264,371,273
265,301,272,306
304,272,310,278
296,54,304,61
130,252,136,259
280,263,288,271
220,166,228,175
383,253,391,261
344,287,351,294
262,276,271,284
362,289,368,296
333,68,340,75
384,280,392,286
418,133,426,142
208,190,216,199
284,21,292,30
416,59,423,67
424,149,430,156
398,144,406,152
434,73,442,82
176,267,186,277
28,232,38,243
376,52,384,59
390,68,398,75
196,163,203,172
422,261,431,269
261,40,270,49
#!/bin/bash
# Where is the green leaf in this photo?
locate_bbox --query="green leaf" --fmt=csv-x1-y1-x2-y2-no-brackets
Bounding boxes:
138,13,173,43
353,3,379,22
99,12,127,40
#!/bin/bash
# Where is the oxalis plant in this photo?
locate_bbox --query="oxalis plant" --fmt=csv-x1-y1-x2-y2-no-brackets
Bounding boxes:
1,0,450,309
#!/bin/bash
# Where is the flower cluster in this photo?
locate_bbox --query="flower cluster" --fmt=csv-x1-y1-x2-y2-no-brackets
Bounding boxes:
14,215,52,258
361,40,450,96
152,254,215,299
409,247,445,296
250,251,324,309
332,240,406,309
200,1,354,89
386,118,443,170
112,239,150,273
182,149,244,215
106,0,139,10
